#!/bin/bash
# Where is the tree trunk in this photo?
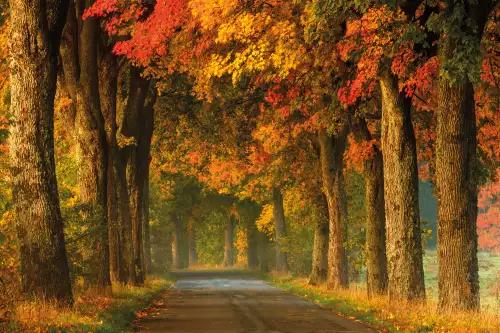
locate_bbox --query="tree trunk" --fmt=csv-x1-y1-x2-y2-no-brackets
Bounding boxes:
9,0,73,303
309,194,329,285
247,219,259,269
116,160,135,283
350,116,388,296
223,216,235,267
75,8,110,289
272,187,289,273
379,71,425,301
172,215,182,269
99,43,120,283
143,175,152,274
188,222,198,266
436,22,486,310
319,127,349,289
258,231,270,272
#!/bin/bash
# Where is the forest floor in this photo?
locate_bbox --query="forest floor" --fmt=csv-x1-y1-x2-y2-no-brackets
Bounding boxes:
135,270,373,333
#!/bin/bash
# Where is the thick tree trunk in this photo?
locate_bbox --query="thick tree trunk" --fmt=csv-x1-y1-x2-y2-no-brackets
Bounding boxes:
350,116,388,296
379,71,425,301
188,222,198,266
99,44,120,283
172,215,183,269
309,195,329,285
436,32,484,311
319,127,349,289
247,219,259,269
75,10,110,290
9,0,73,303
272,187,289,273
223,216,235,267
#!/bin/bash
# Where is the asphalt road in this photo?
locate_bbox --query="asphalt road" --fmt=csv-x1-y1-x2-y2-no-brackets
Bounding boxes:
136,270,375,333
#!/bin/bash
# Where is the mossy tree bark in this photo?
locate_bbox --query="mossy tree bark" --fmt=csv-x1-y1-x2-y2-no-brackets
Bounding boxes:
272,187,289,273
350,115,388,296
9,0,73,303
319,126,349,289
379,70,425,301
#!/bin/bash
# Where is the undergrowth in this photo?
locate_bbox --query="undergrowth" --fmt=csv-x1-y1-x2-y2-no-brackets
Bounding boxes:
1,275,173,333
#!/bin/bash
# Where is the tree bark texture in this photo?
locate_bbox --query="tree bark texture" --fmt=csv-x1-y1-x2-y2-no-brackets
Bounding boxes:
435,5,492,308
319,126,349,289
99,45,121,283
379,71,425,301
350,116,388,296
9,0,73,303
60,0,111,289
309,195,329,285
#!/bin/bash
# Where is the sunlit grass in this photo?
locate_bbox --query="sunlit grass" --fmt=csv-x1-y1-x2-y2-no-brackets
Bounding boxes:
265,273,500,333
3,275,172,332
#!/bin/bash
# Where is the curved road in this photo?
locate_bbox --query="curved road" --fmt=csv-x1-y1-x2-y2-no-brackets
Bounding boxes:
137,270,374,333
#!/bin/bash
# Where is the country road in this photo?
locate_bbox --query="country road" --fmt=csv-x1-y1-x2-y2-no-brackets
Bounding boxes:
136,271,374,333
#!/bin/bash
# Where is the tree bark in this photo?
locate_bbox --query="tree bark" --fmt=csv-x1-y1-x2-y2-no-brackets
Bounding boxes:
309,194,329,285
99,41,121,283
60,0,111,289
435,4,492,308
143,174,152,274
172,214,182,269
247,219,259,269
223,216,235,267
350,116,388,296
9,0,73,303
319,126,349,289
272,187,289,273
379,70,425,301
258,231,270,272
188,221,198,266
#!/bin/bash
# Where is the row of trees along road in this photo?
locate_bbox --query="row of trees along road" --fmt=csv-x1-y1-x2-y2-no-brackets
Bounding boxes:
7,0,500,313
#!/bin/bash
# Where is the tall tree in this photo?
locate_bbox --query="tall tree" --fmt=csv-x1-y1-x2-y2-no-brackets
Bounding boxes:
60,0,111,289
350,115,388,295
435,0,496,311
9,0,73,302
379,71,425,301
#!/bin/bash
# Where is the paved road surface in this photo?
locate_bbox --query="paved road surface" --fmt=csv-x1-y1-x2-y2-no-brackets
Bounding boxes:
136,270,374,333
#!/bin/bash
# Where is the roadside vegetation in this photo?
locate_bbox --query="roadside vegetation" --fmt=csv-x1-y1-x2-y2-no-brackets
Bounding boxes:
0,276,172,333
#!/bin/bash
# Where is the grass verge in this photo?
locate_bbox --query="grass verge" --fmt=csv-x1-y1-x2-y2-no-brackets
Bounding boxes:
1,275,173,333
263,273,500,333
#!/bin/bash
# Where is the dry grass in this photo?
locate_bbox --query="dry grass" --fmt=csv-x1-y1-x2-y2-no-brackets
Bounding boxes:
2,275,172,332
267,274,500,333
